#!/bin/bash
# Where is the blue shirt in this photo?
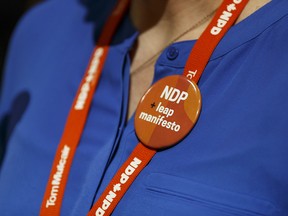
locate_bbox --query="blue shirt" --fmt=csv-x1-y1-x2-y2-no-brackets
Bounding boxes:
0,0,288,215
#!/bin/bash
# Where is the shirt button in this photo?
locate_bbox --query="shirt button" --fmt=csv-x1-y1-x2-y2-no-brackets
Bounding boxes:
166,46,179,60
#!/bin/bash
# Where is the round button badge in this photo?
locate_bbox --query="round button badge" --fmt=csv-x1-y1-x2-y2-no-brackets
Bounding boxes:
134,75,201,149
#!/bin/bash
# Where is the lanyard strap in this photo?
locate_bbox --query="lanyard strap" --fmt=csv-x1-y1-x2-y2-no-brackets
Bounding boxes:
40,0,249,215
183,0,249,83
88,0,249,216
40,0,131,215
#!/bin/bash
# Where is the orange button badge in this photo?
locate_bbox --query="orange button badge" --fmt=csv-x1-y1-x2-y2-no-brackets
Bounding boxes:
134,75,201,149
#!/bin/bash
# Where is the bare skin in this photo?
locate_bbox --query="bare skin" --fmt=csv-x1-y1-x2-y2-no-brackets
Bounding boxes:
127,0,271,119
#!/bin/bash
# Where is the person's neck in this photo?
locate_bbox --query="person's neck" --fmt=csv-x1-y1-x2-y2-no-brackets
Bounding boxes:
130,0,221,41
130,0,271,42
127,0,271,120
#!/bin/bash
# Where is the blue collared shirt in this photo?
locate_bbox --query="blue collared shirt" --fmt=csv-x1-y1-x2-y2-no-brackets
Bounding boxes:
0,0,288,215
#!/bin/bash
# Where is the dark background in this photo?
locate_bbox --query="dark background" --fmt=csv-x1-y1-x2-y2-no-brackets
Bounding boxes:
0,0,42,85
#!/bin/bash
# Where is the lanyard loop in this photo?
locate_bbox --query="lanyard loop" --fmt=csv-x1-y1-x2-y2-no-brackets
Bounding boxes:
40,0,249,215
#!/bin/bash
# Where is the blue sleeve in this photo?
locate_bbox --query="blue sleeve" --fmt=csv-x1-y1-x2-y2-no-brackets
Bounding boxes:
0,1,52,166
0,0,115,167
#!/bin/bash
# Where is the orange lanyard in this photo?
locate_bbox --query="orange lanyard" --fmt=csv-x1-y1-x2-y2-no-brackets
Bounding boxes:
40,0,249,215
39,0,131,215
